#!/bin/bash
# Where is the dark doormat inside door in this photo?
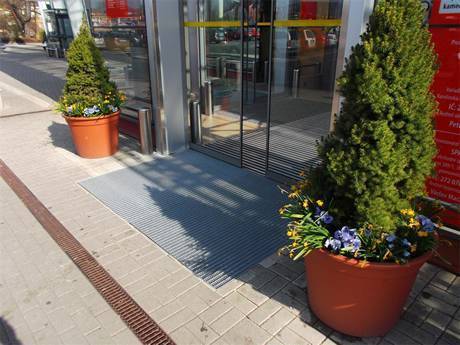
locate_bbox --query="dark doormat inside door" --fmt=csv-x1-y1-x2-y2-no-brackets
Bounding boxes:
80,150,287,288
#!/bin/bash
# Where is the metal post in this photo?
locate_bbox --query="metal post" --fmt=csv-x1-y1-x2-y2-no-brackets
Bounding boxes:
191,100,202,144
138,108,153,154
204,80,214,115
222,58,227,78
292,68,300,98
264,60,269,84
216,57,222,78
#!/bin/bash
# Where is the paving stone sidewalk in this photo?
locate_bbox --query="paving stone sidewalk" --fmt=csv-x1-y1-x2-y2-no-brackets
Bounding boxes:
0,47,459,345
0,178,142,345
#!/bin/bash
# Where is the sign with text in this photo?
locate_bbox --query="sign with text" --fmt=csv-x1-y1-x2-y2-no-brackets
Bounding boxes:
106,0,129,18
428,1,460,229
439,0,460,13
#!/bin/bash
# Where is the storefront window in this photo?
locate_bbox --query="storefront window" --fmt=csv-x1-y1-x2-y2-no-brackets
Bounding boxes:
84,0,152,117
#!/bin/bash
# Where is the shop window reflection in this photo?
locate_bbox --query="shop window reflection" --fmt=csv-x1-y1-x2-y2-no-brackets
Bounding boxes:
84,0,151,118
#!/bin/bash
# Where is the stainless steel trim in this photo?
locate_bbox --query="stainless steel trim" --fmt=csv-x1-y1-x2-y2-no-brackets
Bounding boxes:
145,0,167,154
138,108,154,154
330,0,350,132
264,0,275,173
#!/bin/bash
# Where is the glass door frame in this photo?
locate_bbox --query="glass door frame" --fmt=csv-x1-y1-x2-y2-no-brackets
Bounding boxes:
186,0,350,182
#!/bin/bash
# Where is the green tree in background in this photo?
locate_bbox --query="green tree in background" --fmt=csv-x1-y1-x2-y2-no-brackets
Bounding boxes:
309,0,438,231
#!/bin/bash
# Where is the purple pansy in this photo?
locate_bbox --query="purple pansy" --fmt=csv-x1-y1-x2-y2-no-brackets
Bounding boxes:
386,234,397,242
325,238,341,251
416,215,435,232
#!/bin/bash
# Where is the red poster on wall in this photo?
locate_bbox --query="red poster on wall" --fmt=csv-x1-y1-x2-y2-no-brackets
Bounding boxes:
428,0,460,229
106,0,129,18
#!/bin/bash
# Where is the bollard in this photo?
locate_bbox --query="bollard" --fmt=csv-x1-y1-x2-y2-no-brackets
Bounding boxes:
292,68,300,98
204,80,214,115
264,60,269,84
191,100,202,144
138,108,153,154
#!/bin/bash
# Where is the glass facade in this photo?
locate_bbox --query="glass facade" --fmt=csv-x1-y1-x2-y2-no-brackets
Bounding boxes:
84,0,152,118
184,0,343,180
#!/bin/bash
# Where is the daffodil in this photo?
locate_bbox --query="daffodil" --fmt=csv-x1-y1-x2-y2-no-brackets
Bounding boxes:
303,200,309,208
292,242,298,248
407,209,415,217
316,200,324,207
287,231,293,237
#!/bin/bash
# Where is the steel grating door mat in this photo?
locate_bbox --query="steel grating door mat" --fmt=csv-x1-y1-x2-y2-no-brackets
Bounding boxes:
80,150,287,288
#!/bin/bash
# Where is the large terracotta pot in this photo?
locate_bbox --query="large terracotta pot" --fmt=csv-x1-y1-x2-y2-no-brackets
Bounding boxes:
304,249,432,337
64,111,120,158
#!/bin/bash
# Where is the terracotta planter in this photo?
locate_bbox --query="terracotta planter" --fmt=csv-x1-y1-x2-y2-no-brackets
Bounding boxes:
64,111,120,158
304,249,432,337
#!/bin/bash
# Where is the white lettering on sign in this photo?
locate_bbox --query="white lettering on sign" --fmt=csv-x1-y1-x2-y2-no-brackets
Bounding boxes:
440,0,460,13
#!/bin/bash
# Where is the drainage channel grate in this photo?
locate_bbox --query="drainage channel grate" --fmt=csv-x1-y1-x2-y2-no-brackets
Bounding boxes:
0,159,175,345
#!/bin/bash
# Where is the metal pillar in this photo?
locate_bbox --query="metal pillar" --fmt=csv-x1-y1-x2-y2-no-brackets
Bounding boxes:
292,68,300,98
191,100,202,144
204,80,214,115
138,108,153,155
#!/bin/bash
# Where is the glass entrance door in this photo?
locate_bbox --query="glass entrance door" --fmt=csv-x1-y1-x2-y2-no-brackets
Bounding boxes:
185,0,343,181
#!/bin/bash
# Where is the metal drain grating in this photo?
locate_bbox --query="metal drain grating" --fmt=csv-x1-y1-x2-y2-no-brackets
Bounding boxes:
0,159,175,345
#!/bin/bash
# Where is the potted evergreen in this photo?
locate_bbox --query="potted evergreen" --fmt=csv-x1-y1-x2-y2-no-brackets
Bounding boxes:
279,0,439,337
57,21,125,158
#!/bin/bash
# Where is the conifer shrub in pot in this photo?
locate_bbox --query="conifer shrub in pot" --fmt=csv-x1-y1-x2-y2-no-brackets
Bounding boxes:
57,21,125,158
279,0,439,337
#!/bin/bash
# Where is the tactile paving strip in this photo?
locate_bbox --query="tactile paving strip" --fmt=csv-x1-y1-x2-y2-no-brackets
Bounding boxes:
0,159,175,345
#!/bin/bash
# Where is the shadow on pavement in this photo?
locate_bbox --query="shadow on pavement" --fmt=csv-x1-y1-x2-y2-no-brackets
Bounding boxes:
0,317,22,345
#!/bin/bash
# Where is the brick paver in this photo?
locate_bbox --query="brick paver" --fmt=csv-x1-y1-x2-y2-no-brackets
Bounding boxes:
1,46,459,345
0,178,142,345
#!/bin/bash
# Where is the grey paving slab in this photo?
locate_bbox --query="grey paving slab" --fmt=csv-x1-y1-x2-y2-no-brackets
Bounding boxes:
0,178,141,345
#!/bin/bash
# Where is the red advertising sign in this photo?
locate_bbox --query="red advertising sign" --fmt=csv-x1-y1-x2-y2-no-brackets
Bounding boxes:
428,0,460,229
106,0,129,18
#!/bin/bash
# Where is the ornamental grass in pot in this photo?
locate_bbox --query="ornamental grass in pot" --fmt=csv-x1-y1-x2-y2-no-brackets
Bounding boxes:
57,21,125,158
279,0,440,337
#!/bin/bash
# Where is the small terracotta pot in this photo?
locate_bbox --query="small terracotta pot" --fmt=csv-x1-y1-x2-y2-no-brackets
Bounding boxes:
64,111,120,158
304,249,432,337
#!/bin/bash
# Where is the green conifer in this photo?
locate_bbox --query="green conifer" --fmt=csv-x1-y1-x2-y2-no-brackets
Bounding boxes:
58,20,121,116
310,0,438,230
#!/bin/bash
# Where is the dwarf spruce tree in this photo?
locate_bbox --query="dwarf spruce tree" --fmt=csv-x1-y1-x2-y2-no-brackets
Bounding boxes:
59,20,117,115
310,0,437,230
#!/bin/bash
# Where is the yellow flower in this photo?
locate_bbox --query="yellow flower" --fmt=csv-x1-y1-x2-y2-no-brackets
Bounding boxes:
287,231,293,237
409,218,420,228
278,207,286,214
400,209,408,215
407,209,415,217
410,244,417,253
303,200,309,208
104,100,110,104
303,242,308,247
292,242,298,248
289,252,294,259
288,192,298,199
417,231,428,237
316,200,324,207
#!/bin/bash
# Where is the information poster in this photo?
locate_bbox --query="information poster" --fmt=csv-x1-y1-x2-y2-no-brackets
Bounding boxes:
106,0,129,18
427,0,460,228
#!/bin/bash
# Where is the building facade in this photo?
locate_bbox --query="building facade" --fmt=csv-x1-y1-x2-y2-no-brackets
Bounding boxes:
38,1,459,238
